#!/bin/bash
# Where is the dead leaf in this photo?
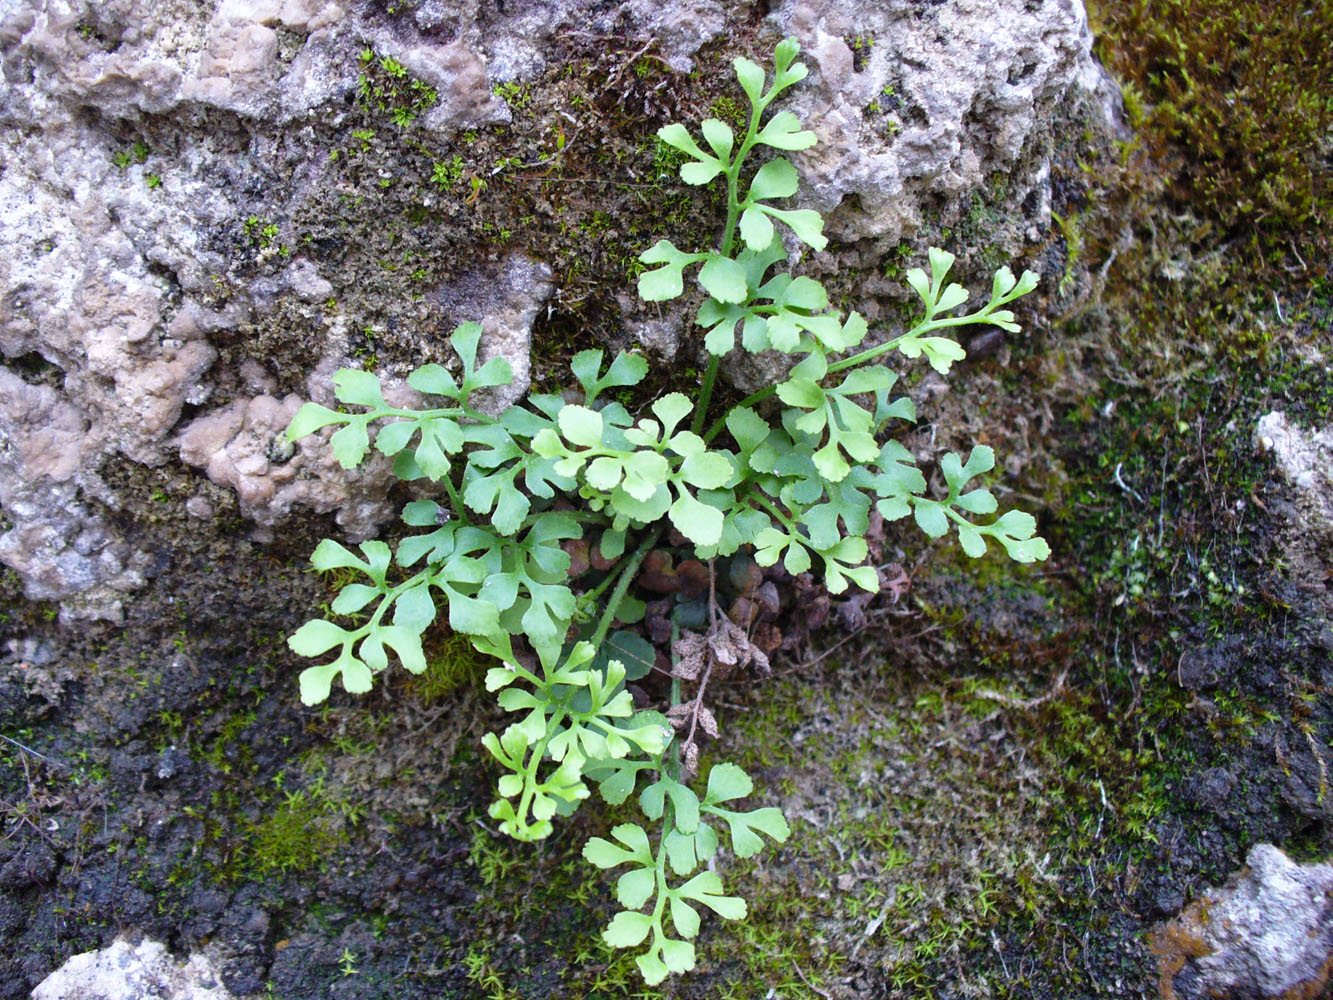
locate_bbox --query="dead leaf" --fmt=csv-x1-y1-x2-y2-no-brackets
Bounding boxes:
683,741,699,779
881,562,911,603
708,619,746,667
696,705,718,738
671,632,706,680
562,538,591,579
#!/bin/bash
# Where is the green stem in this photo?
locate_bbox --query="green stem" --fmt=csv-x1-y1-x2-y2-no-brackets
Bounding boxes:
441,474,469,524
529,508,607,527
342,565,432,643
667,619,682,784
372,405,466,421
515,717,563,827
581,554,629,605
691,100,764,436
752,492,797,532
588,526,663,649
692,357,721,436
701,319,931,443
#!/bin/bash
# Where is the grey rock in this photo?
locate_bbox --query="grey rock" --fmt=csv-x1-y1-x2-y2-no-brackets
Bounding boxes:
697,0,1118,390
0,369,150,620
617,0,727,72
430,254,554,414
1154,845,1333,1000
32,937,234,1000
283,258,334,303
769,0,1102,242
391,40,508,131
0,0,1113,621
1257,410,1333,515
1255,411,1333,621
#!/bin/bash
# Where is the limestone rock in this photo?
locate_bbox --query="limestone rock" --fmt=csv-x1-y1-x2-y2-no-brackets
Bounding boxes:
0,0,1111,619
1152,844,1333,1000
1256,410,1333,620
698,0,1117,392
32,937,233,1000
177,392,398,541
0,369,150,620
769,0,1105,243
1257,410,1333,515
430,254,554,414
399,0,727,82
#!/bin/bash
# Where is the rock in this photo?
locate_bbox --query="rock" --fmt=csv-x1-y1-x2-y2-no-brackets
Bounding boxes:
390,41,508,131
177,392,397,541
617,0,727,72
1256,411,1333,517
1152,844,1333,1000
0,0,523,615
0,0,1114,621
701,0,1118,390
1255,411,1333,621
32,937,234,1000
429,254,554,413
0,370,151,620
282,258,334,304
769,0,1106,243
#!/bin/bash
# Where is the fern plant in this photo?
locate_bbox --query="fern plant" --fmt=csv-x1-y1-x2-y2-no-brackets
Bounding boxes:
286,37,1048,985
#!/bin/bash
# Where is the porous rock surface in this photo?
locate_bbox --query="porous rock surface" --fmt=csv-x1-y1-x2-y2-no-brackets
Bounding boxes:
1256,410,1333,621
1152,844,1333,1000
0,0,1111,619
31,937,234,1000
772,0,1108,243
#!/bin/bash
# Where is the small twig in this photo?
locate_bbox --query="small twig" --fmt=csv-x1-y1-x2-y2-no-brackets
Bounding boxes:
992,931,1011,979
849,901,891,961
601,37,656,94
800,625,869,670
1112,462,1145,505
0,734,64,767
791,960,833,999
970,669,1068,710
680,561,719,762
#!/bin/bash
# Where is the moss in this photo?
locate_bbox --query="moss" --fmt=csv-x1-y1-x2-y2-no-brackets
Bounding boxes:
1089,0,1332,249
405,631,490,703
679,665,1112,997
355,47,439,127
245,785,349,876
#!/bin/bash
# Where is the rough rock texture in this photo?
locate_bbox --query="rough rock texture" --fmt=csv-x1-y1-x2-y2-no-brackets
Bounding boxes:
177,391,398,541
0,0,1110,618
1256,410,1333,620
406,0,728,78
0,369,151,619
722,0,1116,390
1257,411,1333,520
32,937,234,1000
428,254,554,412
1152,844,1333,1000
771,0,1111,243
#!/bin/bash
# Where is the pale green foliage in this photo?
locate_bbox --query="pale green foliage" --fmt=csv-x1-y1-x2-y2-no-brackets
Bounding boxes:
481,638,668,841
285,36,1048,986
582,763,789,984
